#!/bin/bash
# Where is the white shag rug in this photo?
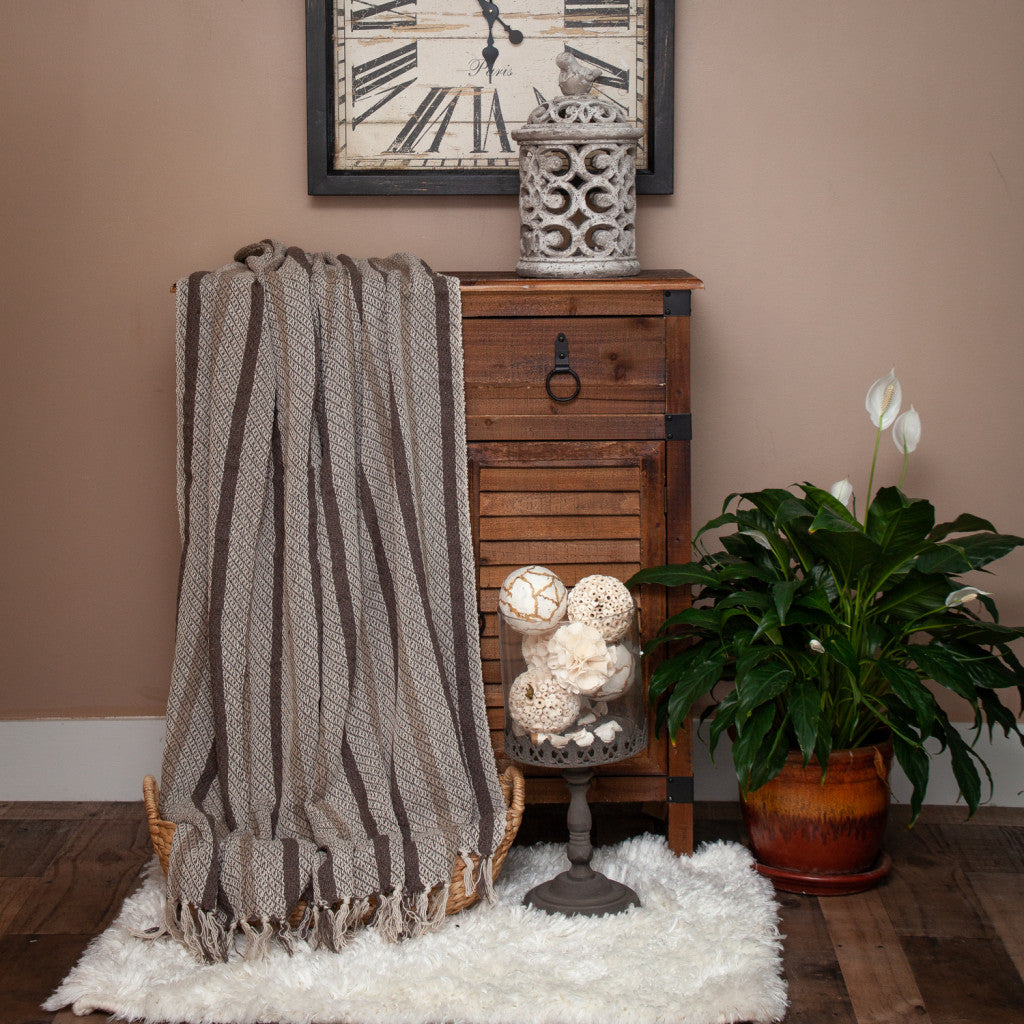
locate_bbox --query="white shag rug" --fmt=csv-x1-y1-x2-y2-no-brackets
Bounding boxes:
46,834,787,1024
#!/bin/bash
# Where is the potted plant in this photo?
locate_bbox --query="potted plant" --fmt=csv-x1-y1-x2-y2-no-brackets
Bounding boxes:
629,369,1024,893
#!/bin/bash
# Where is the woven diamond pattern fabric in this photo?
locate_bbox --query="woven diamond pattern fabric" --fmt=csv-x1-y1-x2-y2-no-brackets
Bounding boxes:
160,242,505,961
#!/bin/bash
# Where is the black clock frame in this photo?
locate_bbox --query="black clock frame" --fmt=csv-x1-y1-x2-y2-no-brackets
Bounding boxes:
305,0,675,196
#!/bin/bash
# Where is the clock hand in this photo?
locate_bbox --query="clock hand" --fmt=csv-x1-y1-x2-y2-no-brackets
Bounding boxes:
476,1,500,82
475,1,524,45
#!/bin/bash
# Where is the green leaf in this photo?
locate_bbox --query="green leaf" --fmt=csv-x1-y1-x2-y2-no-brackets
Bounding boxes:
915,532,1024,574
891,731,929,823
800,483,860,526
822,636,860,678
732,702,777,791
803,524,882,589
872,572,952,619
788,674,821,763
910,643,979,702
771,579,801,625
663,651,729,741
736,662,793,718
935,713,987,815
708,690,739,757
745,723,792,792
651,606,720,636
878,659,935,735
627,564,720,589
648,647,721,704
928,513,998,542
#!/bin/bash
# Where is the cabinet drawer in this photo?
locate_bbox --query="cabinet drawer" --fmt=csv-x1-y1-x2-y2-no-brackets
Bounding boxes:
463,316,666,441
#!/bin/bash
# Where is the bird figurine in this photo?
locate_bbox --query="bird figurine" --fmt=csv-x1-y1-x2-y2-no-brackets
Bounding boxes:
556,51,600,96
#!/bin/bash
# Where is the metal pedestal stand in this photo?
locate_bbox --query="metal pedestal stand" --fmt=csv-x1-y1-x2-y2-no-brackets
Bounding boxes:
523,766,640,916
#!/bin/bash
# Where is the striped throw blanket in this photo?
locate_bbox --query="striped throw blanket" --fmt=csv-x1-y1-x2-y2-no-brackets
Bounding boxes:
160,241,505,961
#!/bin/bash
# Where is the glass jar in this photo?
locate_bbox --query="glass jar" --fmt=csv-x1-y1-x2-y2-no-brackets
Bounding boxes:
499,602,648,769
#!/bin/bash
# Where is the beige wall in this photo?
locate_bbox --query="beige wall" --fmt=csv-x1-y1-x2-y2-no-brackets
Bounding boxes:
2,1,1022,720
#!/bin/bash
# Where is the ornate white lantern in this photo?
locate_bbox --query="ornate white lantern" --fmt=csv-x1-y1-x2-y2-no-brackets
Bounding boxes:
513,60,643,279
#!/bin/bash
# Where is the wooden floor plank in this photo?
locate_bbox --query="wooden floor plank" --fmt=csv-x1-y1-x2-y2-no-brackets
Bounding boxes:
4,816,150,936
900,935,1024,1024
0,933,93,1024
879,825,993,940
968,871,1024,978
0,820,72,877
0,801,141,822
776,893,857,1023
819,889,932,1024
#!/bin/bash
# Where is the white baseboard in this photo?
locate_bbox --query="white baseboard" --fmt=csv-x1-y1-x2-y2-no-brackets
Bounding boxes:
1,717,1021,807
0,718,166,801
692,719,1024,808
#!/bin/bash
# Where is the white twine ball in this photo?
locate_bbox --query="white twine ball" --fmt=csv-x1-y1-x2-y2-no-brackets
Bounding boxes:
498,565,568,634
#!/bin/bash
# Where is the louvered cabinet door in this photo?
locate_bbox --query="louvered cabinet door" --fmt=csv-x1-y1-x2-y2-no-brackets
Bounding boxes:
468,440,669,788
455,270,702,854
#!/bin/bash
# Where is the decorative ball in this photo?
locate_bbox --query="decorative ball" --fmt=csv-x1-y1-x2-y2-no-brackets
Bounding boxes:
592,644,635,700
546,621,610,696
566,574,634,641
498,565,568,634
507,669,581,734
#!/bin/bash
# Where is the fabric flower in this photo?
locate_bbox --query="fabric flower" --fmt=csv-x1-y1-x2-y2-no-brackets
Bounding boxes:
547,621,610,695
865,368,902,430
892,406,921,454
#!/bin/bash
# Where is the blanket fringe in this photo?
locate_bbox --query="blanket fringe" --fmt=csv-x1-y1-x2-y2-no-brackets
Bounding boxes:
162,857,490,961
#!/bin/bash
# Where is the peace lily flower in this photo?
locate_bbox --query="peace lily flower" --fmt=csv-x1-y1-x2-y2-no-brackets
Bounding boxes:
809,638,826,654
866,368,906,510
866,367,902,429
892,406,921,454
830,478,854,507
945,586,993,608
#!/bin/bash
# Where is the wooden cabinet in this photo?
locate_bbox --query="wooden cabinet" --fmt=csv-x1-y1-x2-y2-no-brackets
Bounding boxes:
454,270,702,854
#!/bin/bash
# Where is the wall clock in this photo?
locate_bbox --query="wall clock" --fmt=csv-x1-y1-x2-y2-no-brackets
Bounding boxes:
305,0,674,195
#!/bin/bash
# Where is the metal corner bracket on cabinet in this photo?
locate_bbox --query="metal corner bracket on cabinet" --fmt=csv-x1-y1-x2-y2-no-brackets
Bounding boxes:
663,290,692,317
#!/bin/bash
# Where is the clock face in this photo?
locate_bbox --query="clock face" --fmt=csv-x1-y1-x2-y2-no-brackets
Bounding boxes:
331,0,651,174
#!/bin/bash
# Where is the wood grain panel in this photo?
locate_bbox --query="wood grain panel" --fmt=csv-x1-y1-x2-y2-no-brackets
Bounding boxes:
467,414,665,441
479,465,639,492
480,491,640,516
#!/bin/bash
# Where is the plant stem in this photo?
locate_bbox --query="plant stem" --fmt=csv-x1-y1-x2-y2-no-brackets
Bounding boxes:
865,420,883,521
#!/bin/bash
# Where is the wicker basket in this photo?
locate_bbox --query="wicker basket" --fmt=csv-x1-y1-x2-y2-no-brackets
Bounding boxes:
143,763,525,920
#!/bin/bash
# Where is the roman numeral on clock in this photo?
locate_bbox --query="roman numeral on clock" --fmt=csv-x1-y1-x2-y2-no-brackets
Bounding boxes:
351,42,417,127
564,0,630,29
386,87,513,155
473,89,512,153
387,87,460,153
350,0,417,31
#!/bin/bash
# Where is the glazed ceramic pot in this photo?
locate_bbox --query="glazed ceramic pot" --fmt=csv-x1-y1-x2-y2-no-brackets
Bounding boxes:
740,740,893,896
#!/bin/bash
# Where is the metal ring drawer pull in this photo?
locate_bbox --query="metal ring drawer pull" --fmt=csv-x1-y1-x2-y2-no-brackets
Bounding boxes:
545,332,581,403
